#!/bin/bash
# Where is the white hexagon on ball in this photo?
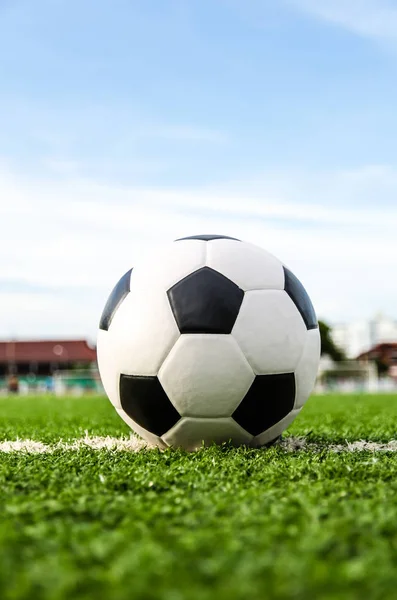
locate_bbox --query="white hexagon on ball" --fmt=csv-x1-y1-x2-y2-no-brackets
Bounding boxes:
158,334,255,418
232,289,307,375
96,234,321,450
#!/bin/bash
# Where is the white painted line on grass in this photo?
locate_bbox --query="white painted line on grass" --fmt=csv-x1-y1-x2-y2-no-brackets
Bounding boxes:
280,438,397,453
1,436,397,453
0,435,148,453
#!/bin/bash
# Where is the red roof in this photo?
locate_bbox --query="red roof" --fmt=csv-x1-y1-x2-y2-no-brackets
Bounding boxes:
357,342,397,360
0,340,96,364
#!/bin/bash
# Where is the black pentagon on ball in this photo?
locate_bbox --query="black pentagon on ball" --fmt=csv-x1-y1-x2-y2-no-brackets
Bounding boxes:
232,373,296,436
167,266,244,334
119,374,180,436
175,234,241,241
283,267,318,330
99,268,133,331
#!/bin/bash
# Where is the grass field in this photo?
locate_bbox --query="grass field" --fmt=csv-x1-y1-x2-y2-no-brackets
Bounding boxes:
1,393,397,600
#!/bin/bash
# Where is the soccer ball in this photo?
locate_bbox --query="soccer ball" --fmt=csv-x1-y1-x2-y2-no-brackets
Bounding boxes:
97,235,320,450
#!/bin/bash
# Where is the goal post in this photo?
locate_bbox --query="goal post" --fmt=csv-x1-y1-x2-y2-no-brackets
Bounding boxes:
316,360,380,393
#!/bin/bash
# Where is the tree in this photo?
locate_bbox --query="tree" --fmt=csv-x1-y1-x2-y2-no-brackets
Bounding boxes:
318,320,346,362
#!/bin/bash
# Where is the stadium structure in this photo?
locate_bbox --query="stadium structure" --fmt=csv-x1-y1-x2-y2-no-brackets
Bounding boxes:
315,341,397,394
357,343,397,382
0,340,100,395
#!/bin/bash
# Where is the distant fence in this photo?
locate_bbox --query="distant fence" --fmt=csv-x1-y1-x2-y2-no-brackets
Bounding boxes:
0,370,104,396
315,360,397,394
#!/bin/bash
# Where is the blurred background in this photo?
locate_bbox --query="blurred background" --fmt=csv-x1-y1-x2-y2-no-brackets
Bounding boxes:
1,0,396,394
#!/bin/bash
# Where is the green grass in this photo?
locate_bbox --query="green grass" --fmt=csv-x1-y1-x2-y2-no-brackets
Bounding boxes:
1,393,397,599
0,394,125,443
1,392,397,442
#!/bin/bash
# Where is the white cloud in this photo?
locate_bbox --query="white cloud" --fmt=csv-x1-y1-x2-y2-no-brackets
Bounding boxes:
1,162,396,340
287,0,397,43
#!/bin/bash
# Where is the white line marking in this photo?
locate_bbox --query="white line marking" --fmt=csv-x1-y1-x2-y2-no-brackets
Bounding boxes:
281,438,397,453
0,435,148,454
1,436,397,453
0,440,50,453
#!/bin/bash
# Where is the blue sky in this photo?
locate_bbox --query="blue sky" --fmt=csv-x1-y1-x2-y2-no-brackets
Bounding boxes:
1,0,397,340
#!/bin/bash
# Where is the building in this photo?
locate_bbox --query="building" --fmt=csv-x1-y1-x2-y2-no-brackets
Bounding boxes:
0,340,97,376
357,343,397,380
332,313,397,358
